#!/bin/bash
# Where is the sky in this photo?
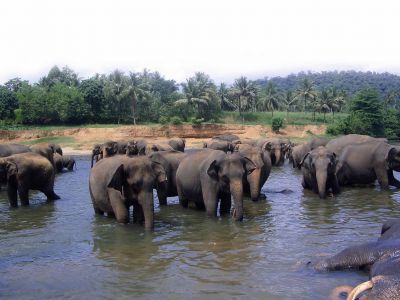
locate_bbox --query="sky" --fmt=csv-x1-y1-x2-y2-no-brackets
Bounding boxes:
1,0,400,84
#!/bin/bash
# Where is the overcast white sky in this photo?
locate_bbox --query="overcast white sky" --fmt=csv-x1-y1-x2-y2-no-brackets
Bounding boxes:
1,0,399,84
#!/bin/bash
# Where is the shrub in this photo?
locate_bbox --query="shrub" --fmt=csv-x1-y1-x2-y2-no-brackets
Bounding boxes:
170,116,183,125
159,116,169,125
191,117,204,125
271,117,284,133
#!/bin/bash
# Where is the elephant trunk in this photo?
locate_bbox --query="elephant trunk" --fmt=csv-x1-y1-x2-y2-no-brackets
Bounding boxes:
274,149,282,166
248,169,261,201
156,181,168,206
91,153,96,168
230,178,244,221
140,191,154,231
316,169,328,199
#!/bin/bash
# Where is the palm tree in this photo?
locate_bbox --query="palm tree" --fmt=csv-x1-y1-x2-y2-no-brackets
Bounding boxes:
104,69,129,124
218,83,236,110
296,78,317,113
263,82,281,117
330,87,345,120
232,76,258,117
283,90,298,122
316,89,333,122
127,72,150,125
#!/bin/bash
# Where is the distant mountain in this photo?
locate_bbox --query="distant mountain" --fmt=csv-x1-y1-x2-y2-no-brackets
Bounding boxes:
255,70,400,98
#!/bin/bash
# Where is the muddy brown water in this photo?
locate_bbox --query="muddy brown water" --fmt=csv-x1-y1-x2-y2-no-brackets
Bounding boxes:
1,155,400,299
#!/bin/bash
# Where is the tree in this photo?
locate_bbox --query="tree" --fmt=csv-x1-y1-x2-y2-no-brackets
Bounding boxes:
316,89,332,122
232,76,258,116
38,65,80,89
4,77,25,92
296,78,317,112
127,72,151,125
218,83,235,110
263,82,281,117
79,78,105,122
0,86,18,120
283,90,298,121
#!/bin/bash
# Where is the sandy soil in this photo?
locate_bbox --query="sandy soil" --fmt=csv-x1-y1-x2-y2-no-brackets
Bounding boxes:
0,124,326,155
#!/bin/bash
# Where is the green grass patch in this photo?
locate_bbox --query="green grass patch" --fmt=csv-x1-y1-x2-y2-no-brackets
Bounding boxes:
19,136,76,145
0,123,127,131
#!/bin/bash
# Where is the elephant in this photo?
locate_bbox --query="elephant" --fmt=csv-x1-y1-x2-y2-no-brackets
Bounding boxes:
150,143,174,152
289,143,311,169
234,144,271,201
91,144,102,168
167,138,186,152
89,155,167,230
176,149,256,221
0,143,31,157
54,153,75,172
326,134,388,156
261,138,291,166
308,137,329,150
126,140,139,156
300,146,340,198
203,140,235,153
29,143,55,166
336,141,400,189
136,139,148,155
0,152,60,207
309,220,400,300
100,141,119,158
212,134,240,142
148,150,187,205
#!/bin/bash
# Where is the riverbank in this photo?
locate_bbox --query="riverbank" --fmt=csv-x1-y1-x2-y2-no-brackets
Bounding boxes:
0,124,327,155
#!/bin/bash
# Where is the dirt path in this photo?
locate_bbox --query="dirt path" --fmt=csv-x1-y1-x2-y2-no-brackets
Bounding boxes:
0,124,326,155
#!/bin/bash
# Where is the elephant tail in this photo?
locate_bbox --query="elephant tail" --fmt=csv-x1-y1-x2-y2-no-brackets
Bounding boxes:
346,280,373,300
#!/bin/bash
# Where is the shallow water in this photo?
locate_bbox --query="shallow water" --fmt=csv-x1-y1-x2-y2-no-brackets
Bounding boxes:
1,156,400,299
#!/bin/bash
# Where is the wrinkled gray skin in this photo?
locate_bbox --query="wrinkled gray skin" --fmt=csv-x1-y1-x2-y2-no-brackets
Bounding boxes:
167,138,186,152
336,142,400,189
289,138,329,169
310,220,400,300
176,149,256,221
300,146,340,198
0,144,31,157
148,150,187,205
203,141,235,153
89,155,166,230
126,140,139,156
261,138,291,166
212,134,240,142
326,134,388,156
0,152,59,207
54,153,75,172
234,144,271,201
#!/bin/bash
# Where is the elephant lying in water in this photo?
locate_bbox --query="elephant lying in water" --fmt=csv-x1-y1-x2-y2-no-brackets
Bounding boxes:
309,220,400,300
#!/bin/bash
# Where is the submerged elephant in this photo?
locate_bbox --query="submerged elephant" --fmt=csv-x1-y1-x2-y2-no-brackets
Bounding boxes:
0,144,31,157
89,155,166,230
326,134,388,156
0,152,60,207
309,220,400,300
176,149,256,221
234,144,271,201
148,150,187,205
54,153,75,172
300,146,340,198
167,138,186,152
336,141,400,189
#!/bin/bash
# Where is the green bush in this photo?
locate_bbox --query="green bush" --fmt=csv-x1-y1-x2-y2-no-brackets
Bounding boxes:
191,117,204,125
159,116,169,125
271,117,284,133
170,116,183,125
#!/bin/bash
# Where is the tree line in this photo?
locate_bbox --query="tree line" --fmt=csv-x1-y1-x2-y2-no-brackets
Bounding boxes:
1,66,400,128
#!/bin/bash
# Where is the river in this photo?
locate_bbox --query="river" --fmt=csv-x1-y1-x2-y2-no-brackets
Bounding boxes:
1,155,400,299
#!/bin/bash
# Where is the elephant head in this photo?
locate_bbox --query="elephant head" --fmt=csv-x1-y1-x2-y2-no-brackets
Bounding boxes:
48,143,63,156
0,158,17,184
386,146,400,172
300,146,338,199
207,153,256,221
126,140,139,156
91,144,102,168
101,141,119,158
262,140,284,166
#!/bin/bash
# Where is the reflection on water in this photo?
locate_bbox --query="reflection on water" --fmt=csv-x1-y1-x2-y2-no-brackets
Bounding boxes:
1,156,400,299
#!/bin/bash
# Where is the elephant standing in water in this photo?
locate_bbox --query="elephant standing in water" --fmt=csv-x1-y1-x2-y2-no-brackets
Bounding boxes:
290,137,329,169
326,134,388,155
89,155,166,230
336,141,400,189
176,149,256,221
261,138,291,166
203,140,235,153
300,146,340,198
0,152,60,207
54,153,75,172
0,144,31,157
309,220,400,300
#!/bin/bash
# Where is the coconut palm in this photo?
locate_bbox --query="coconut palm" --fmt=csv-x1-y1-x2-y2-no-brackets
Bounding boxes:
263,82,281,117
104,69,130,124
127,72,151,125
296,78,317,113
218,83,236,110
283,90,298,122
316,89,333,122
232,76,258,116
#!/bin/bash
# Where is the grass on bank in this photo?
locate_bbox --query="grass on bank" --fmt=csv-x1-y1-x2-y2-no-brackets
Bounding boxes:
19,136,76,146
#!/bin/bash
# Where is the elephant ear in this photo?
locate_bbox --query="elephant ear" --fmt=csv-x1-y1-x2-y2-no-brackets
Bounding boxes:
243,157,257,175
107,164,124,191
152,161,167,183
207,160,219,179
385,147,400,169
262,141,272,151
6,161,18,180
299,152,311,169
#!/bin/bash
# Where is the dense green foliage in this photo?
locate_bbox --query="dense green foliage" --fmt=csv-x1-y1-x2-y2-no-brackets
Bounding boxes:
271,117,284,133
1,66,400,139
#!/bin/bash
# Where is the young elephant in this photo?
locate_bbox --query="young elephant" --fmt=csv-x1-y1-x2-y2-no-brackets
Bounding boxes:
0,152,60,207
203,141,234,153
89,155,166,230
309,220,400,300
126,140,139,156
300,146,340,198
261,138,290,166
54,153,75,172
176,149,256,221
336,141,400,189
290,143,311,169
234,144,271,201
30,143,55,166
148,150,187,205
167,138,186,152
91,144,102,168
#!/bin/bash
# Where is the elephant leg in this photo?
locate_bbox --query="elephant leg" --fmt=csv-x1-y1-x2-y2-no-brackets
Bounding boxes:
388,170,400,188
7,181,18,208
219,193,231,215
301,178,309,189
93,206,104,215
375,167,389,189
108,188,129,223
331,176,340,195
132,201,144,224
201,186,218,217
195,201,206,210
43,188,60,201
18,187,29,206
177,185,189,208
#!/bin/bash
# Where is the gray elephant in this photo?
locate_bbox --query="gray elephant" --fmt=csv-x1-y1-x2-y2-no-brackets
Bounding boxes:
0,152,60,207
289,143,311,169
0,144,31,157
54,153,75,172
212,134,240,142
261,138,290,166
326,134,388,155
203,140,234,153
167,138,186,152
235,144,271,201
126,140,139,156
176,149,256,221
300,146,340,198
148,150,187,205
91,144,102,168
89,155,166,230
336,141,400,189
308,137,329,150
310,219,400,300
30,143,55,166
100,141,119,158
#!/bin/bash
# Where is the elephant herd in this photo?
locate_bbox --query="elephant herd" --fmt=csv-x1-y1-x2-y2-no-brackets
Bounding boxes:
2,133,400,299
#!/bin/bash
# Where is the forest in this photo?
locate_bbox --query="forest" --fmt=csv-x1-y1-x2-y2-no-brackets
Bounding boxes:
1,66,400,137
